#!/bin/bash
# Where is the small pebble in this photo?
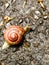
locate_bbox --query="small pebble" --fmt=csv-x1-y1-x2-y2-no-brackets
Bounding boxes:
33,43,40,48
20,9,24,15
31,61,34,65
5,3,9,8
43,15,48,19
35,10,41,16
5,23,11,28
6,62,15,65
25,9,30,14
30,7,36,10
0,21,3,27
42,54,49,63
19,19,23,23
25,7,35,14
34,15,39,20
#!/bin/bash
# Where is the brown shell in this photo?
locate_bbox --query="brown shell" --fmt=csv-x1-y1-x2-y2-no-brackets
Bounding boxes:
4,25,25,45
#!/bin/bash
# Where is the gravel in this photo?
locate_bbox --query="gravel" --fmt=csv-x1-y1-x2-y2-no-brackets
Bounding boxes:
0,0,49,65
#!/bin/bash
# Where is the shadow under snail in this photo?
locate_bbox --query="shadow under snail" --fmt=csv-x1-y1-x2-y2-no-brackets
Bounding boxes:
2,25,30,49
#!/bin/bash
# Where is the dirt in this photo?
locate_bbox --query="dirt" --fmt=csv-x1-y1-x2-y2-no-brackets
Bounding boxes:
0,0,49,65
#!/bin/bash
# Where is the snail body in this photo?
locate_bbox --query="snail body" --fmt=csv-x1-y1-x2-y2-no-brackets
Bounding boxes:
2,25,30,49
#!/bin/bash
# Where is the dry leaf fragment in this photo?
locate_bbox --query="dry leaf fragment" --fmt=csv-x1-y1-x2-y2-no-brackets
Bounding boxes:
23,0,27,8
4,16,14,23
24,42,30,48
0,21,3,27
1,62,6,65
38,0,46,10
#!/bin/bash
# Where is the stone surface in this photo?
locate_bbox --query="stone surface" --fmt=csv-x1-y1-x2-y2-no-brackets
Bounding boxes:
0,0,49,65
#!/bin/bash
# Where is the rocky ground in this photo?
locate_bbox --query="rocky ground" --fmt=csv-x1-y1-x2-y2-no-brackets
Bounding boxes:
0,0,49,65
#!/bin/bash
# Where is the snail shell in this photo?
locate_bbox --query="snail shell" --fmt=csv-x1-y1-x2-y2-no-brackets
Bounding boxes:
4,25,25,45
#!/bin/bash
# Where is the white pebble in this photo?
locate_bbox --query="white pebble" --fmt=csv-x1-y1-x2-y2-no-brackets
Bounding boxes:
35,11,41,16
5,3,9,8
34,15,39,20
30,7,36,10
0,21,3,27
5,23,11,28
43,15,48,19
25,9,30,14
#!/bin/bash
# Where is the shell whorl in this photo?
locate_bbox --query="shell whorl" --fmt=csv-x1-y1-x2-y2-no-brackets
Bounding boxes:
4,25,25,45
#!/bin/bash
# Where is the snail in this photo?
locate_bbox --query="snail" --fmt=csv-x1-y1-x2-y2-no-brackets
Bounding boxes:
2,25,30,49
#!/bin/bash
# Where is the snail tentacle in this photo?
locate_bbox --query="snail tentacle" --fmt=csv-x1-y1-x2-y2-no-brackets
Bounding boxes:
2,41,10,50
